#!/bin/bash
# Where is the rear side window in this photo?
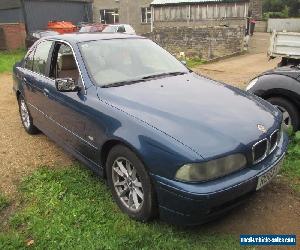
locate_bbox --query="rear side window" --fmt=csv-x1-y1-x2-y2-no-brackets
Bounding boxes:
32,40,53,75
24,49,34,70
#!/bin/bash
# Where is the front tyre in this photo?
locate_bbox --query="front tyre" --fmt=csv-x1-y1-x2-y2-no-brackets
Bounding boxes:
106,145,157,222
18,96,39,134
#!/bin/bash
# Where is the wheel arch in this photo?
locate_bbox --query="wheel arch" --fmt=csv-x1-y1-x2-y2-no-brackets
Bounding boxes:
252,74,300,109
100,138,148,179
16,90,21,100
259,88,300,109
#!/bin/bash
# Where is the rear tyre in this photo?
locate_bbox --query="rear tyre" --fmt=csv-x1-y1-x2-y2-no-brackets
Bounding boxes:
267,97,300,131
106,144,157,222
18,96,39,134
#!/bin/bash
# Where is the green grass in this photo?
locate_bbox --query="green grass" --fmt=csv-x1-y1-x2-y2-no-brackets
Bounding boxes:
187,57,205,68
281,131,300,192
0,50,26,73
0,166,241,250
0,193,9,211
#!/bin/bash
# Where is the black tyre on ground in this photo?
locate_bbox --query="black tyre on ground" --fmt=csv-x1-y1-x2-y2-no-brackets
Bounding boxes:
18,95,39,134
106,144,157,222
267,97,300,131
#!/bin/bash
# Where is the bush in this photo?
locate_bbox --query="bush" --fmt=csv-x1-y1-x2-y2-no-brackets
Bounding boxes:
263,10,289,19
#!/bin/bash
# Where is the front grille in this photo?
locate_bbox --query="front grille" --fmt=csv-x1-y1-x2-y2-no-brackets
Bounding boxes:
252,129,281,164
252,139,269,164
270,129,279,153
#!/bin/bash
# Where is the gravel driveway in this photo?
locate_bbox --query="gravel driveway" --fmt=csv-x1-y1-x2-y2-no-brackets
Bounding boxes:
194,53,279,88
0,73,75,196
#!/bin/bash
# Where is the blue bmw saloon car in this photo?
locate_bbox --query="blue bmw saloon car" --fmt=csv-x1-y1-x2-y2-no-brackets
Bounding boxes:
13,33,288,225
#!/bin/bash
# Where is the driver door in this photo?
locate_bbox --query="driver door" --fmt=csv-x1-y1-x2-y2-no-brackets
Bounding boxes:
43,42,99,162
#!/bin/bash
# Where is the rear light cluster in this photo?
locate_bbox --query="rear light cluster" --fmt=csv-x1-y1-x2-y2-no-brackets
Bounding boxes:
252,129,280,164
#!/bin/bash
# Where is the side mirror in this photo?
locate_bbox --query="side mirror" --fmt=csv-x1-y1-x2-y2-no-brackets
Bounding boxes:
180,60,187,66
55,78,80,92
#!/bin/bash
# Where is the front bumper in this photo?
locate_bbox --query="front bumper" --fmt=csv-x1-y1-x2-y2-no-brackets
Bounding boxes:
151,132,289,226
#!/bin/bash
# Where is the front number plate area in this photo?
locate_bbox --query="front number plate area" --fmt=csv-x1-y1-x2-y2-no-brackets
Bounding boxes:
256,158,284,190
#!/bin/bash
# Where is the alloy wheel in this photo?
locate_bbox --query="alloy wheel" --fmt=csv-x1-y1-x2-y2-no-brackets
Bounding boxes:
112,157,144,211
20,99,30,129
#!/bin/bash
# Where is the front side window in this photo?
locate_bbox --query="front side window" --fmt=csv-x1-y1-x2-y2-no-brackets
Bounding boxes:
79,39,188,87
32,40,53,75
50,43,79,82
141,7,152,23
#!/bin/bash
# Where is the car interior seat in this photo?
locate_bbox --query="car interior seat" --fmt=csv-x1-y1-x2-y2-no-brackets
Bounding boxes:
58,54,79,81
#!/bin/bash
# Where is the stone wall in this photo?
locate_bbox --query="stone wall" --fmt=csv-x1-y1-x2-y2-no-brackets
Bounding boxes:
153,18,246,29
143,26,245,61
255,20,267,32
249,0,262,20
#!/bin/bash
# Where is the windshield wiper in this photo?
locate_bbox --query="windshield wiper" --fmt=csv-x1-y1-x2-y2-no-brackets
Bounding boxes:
101,71,188,88
101,78,146,88
141,71,187,80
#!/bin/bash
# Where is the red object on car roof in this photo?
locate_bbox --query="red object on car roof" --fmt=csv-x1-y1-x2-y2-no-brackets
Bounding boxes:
47,21,77,34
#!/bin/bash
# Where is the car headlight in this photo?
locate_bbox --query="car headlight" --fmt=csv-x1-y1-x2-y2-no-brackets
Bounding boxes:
246,77,259,91
175,154,247,182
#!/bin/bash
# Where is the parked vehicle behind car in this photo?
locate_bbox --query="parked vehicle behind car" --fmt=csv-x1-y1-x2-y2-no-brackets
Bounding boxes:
25,30,59,49
13,33,288,225
246,65,300,131
79,23,106,33
102,24,136,34
268,31,300,67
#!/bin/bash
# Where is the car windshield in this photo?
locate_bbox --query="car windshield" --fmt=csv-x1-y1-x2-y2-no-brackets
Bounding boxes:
79,39,188,87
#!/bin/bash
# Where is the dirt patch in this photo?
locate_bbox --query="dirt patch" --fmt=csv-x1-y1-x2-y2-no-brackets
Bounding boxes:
0,73,75,197
194,53,280,88
206,178,300,233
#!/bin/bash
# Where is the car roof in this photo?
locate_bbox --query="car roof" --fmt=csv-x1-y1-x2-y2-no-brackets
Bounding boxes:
46,32,143,44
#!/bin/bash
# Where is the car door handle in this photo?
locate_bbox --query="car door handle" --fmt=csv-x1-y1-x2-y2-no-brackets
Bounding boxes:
43,88,50,97
23,77,28,83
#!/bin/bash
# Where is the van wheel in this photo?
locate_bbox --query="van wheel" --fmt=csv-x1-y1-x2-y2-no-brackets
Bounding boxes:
267,97,300,131
18,96,39,134
106,145,157,222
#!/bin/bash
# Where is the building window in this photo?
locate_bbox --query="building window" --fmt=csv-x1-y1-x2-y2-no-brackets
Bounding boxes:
100,9,119,24
141,7,152,23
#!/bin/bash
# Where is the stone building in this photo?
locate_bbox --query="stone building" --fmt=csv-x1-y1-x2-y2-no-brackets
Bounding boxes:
93,0,262,34
249,0,262,20
150,0,250,30
93,0,153,34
